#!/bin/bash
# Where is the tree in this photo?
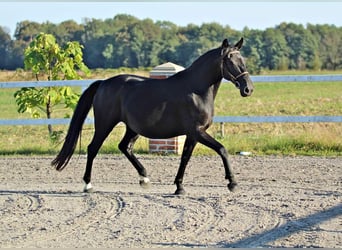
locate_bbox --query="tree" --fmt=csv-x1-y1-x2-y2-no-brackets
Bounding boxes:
14,33,90,139
53,20,84,44
262,28,289,70
241,28,263,73
2,16,342,71
277,22,319,70
320,25,342,70
0,26,11,69
14,20,41,42
156,21,180,63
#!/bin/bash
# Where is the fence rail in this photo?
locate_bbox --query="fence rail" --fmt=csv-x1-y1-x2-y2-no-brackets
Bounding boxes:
213,115,342,123
1,74,342,126
2,74,342,89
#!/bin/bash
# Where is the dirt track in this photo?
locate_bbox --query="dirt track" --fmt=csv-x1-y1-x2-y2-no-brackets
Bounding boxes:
0,155,341,248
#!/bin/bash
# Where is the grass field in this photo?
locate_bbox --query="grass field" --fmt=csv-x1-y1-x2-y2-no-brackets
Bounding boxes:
0,69,341,156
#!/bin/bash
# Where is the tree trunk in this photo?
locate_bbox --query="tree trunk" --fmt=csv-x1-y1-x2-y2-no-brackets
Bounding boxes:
46,94,53,136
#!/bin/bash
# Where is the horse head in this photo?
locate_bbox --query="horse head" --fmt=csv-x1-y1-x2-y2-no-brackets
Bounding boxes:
220,38,254,97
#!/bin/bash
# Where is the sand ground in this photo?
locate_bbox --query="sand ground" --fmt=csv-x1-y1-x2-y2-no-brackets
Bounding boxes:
0,155,341,248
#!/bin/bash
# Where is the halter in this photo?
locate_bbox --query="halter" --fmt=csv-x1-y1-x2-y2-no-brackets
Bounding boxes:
220,50,249,86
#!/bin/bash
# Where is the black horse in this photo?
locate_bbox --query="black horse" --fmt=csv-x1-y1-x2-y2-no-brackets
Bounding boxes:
52,38,254,195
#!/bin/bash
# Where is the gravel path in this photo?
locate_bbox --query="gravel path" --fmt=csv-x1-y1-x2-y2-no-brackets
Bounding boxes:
0,155,341,248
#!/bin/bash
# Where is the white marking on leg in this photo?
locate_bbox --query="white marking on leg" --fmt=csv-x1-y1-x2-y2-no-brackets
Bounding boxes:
140,176,150,184
139,176,150,188
84,182,93,192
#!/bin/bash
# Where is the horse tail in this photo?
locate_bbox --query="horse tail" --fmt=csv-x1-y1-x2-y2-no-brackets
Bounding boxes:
51,80,102,171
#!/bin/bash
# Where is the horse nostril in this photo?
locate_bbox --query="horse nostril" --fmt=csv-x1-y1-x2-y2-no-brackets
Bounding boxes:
244,87,250,94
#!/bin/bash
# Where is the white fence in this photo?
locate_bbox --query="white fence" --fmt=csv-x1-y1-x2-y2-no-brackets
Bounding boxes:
1,74,342,126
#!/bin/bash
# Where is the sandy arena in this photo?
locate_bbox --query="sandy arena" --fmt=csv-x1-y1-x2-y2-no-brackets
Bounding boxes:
0,155,341,248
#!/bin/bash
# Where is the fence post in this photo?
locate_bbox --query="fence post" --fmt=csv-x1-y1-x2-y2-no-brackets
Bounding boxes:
220,122,225,137
148,62,185,154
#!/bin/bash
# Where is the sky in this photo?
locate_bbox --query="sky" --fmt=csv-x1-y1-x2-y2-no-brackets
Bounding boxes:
1,1,342,38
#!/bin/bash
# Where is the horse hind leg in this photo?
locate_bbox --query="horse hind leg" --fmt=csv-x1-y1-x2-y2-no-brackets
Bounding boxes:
118,126,150,188
83,121,118,192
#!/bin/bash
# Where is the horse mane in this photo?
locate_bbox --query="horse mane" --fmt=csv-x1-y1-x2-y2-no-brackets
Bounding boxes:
168,47,220,82
187,47,221,70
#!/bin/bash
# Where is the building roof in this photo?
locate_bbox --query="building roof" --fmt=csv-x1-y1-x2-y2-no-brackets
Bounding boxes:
150,62,185,76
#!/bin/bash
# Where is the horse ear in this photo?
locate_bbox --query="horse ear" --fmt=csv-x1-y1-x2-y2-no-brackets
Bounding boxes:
221,39,230,55
235,37,244,50
222,38,229,49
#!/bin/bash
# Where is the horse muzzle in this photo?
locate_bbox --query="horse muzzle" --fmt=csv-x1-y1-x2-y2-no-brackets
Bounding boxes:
232,73,254,97
240,85,253,97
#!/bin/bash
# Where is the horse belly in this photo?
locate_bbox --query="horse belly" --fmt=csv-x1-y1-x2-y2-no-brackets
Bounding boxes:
140,123,184,139
125,105,186,139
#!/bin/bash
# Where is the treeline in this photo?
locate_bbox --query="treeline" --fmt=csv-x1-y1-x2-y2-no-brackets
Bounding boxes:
1,14,341,73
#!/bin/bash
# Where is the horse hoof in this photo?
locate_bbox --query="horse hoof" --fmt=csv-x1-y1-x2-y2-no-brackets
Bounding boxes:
84,187,94,193
174,189,186,195
139,177,151,189
228,182,237,192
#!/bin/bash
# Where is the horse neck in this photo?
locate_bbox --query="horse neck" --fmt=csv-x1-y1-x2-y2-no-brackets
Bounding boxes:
183,48,223,95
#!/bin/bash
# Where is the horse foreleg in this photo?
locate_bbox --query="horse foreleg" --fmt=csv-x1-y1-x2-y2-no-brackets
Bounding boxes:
174,137,197,195
196,130,237,192
119,127,150,188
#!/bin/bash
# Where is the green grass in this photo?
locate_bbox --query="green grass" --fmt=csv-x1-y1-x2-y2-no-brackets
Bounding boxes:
0,70,341,156
215,81,342,116
212,82,342,156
